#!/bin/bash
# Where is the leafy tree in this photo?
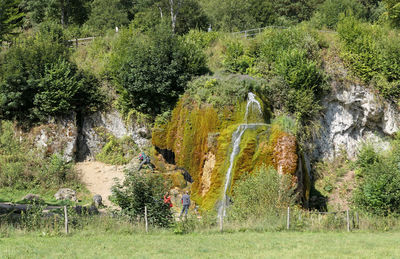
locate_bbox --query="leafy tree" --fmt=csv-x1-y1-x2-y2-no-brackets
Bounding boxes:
0,22,103,124
311,0,367,29
22,0,91,26
383,0,400,27
131,0,208,34
110,25,208,115
111,169,173,227
0,0,25,42
200,0,322,31
85,0,129,33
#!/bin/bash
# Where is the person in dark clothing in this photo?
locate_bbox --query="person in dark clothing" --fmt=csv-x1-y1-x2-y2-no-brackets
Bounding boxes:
138,152,151,171
179,191,191,219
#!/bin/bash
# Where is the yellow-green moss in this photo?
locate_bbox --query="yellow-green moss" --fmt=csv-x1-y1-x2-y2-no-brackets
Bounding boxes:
150,92,307,211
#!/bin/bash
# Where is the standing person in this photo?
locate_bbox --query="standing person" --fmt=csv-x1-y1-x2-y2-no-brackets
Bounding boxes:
179,191,191,219
164,192,173,208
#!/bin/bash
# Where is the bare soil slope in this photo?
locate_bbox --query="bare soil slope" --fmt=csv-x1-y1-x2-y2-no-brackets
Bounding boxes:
76,161,127,206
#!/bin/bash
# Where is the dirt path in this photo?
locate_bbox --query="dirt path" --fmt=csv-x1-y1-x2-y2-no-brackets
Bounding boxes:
76,161,128,207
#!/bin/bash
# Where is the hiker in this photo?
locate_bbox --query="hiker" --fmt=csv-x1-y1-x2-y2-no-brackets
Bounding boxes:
138,152,151,170
179,191,191,218
164,192,173,208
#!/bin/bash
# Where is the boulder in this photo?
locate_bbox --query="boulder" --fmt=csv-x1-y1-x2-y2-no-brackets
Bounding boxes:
54,188,77,202
22,194,43,203
93,194,103,207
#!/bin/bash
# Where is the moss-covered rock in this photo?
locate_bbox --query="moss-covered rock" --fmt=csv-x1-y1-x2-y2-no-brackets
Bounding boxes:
152,78,307,210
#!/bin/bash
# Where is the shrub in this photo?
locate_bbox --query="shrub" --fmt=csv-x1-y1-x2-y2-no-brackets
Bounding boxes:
338,15,400,102
111,169,173,227
354,144,400,215
110,25,208,115
0,121,80,190
96,135,138,165
310,0,367,29
228,166,295,221
0,22,104,125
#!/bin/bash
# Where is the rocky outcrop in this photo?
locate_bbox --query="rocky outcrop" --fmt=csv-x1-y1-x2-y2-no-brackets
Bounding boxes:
32,114,78,162
78,109,151,160
314,83,400,160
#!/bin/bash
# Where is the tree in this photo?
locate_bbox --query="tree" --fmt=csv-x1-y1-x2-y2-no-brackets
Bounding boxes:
0,22,103,124
131,0,208,34
110,25,208,115
85,0,129,33
0,0,24,42
22,0,91,26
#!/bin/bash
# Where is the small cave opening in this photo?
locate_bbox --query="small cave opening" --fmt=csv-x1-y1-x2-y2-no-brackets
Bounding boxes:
155,146,176,165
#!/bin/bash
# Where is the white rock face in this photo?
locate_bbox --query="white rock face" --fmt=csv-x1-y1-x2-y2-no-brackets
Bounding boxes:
314,84,400,160
78,109,151,160
34,113,78,163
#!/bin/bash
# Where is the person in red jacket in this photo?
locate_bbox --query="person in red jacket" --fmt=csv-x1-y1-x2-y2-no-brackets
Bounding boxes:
163,192,173,208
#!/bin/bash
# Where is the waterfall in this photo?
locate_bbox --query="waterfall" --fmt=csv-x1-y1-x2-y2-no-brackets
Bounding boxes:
244,92,263,123
218,93,265,217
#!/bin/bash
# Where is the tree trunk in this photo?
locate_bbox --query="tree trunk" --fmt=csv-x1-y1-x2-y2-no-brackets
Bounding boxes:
60,0,65,27
169,0,183,33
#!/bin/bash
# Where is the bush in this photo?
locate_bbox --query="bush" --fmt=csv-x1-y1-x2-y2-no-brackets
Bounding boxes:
228,166,295,221
110,25,208,115
354,144,400,216
96,135,138,165
338,15,400,102
0,22,104,125
310,0,367,29
111,169,173,227
0,121,80,190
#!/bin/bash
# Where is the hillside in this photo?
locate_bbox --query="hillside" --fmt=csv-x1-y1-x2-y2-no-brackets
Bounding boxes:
1,0,400,226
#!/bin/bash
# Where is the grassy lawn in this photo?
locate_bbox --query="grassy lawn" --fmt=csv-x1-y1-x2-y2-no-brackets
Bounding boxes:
1,230,400,258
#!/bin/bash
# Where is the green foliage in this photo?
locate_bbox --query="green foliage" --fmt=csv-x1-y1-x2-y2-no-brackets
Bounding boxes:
85,0,129,34
228,166,295,221
338,15,400,102
33,59,103,118
354,143,400,216
200,0,322,31
130,0,209,35
0,22,104,125
310,0,367,29
185,75,262,108
22,0,91,27
0,121,80,190
111,169,173,227
383,0,400,27
96,135,138,165
110,25,208,115
0,0,24,42
222,40,254,73
182,30,220,50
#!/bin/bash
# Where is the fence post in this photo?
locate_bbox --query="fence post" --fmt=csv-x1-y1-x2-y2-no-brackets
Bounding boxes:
287,207,290,230
64,206,69,234
145,206,148,233
75,38,78,48
356,212,359,228
219,214,223,233
346,209,350,232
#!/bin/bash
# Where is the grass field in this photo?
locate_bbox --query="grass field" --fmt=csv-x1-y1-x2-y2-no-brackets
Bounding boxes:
1,230,400,258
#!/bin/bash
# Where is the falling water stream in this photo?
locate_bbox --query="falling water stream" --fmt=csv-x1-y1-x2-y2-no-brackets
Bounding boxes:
218,93,265,217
